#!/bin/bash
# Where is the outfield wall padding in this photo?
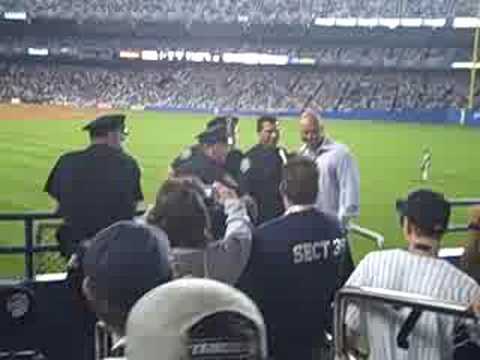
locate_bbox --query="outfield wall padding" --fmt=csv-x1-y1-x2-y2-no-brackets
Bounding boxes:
145,105,480,126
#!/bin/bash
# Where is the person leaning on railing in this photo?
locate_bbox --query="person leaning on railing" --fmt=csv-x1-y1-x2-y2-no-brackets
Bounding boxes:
344,189,480,360
462,206,480,284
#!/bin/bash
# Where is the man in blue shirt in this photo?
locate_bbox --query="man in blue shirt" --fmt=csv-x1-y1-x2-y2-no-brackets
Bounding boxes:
238,156,347,360
241,116,288,225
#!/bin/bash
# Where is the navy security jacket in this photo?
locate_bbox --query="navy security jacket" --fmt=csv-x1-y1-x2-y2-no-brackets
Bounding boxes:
238,208,346,358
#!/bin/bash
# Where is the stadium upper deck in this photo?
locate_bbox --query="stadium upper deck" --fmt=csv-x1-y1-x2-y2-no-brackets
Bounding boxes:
0,61,475,110
0,0,478,23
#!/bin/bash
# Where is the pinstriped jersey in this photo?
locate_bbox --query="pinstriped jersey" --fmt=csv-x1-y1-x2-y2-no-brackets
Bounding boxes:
345,249,480,360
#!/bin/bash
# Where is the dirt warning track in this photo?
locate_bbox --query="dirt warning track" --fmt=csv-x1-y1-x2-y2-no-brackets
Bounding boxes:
0,104,115,121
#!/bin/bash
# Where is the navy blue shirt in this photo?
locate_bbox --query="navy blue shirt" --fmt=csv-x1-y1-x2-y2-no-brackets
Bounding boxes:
238,208,346,359
241,144,287,225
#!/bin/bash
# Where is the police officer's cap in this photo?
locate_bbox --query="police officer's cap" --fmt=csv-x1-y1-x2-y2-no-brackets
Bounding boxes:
197,125,228,145
82,114,127,135
206,116,239,130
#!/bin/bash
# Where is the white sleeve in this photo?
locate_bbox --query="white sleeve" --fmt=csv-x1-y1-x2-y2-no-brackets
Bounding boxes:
344,254,373,336
337,151,360,224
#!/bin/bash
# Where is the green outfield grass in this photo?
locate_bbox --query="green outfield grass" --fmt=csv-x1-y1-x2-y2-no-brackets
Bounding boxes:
0,110,478,278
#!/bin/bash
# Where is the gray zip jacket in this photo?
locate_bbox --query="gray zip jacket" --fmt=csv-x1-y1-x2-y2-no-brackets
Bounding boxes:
170,198,252,285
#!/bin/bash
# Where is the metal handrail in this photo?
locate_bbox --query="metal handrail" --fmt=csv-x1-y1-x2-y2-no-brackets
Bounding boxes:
0,212,62,221
0,212,63,279
448,224,471,233
448,198,480,207
334,286,477,359
349,223,384,249
0,198,478,280
0,210,146,279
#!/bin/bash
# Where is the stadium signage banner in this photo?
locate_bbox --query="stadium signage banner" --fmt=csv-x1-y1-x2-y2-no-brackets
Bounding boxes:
3,11,27,20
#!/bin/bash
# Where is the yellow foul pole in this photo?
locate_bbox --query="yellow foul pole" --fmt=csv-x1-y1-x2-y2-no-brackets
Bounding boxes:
468,27,479,110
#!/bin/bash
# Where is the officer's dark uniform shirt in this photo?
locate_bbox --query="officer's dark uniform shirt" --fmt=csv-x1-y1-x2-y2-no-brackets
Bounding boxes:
172,146,245,185
225,149,245,183
238,208,346,360
174,148,235,187
44,144,143,244
241,144,287,225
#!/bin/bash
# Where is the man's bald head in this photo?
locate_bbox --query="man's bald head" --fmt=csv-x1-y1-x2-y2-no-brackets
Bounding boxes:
299,110,325,149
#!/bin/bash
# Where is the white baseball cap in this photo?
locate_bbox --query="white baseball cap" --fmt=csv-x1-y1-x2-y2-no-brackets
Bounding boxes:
126,278,268,360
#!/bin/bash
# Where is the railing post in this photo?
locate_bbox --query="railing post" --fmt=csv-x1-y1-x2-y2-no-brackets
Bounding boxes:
24,218,34,280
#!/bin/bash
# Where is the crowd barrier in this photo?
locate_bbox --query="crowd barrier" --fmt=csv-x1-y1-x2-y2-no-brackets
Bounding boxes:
334,286,479,360
145,105,480,126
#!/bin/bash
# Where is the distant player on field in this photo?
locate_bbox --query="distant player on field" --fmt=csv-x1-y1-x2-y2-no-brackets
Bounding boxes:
420,147,432,182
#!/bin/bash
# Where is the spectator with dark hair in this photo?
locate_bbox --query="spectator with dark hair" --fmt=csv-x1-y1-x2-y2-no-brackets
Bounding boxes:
241,116,288,225
239,156,347,360
44,114,143,257
81,221,172,354
126,278,267,360
146,177,252,285
462,206,480,284
345,189,480,359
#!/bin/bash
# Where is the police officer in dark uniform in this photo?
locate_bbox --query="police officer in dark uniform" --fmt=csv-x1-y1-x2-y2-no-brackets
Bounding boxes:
44,114,143,257
209,116,245,182
238,157,347,360
173,124,249,239
173,124,240,190
241,115,288,225
171,116,245,185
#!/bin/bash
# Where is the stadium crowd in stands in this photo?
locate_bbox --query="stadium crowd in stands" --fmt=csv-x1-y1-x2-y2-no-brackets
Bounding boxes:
0,0,478,22
0,62,476,110
0,37,468,69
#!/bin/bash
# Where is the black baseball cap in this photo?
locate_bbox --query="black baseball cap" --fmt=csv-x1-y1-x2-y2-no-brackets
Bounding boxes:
82,221,172,310
82,114,128,136
197,125,229,145
396,189,451,235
